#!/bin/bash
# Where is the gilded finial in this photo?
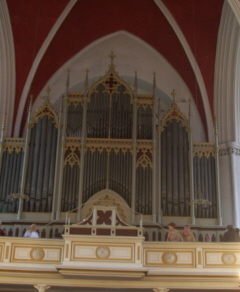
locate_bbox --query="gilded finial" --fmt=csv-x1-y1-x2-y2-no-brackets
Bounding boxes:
45,86,51,97
109,51,116,65
171,89,176,101
214,116,218,136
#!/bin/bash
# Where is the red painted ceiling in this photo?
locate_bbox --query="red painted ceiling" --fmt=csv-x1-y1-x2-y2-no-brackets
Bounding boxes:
7,0,224,139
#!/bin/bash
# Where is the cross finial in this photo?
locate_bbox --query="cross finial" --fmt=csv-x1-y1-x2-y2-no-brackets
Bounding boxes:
45,86,51,97
171,89,176,101
109,51,116,65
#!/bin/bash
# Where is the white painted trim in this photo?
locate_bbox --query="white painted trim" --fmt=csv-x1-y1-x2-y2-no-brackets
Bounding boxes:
227,0,240,25
154,0,214,142
214,1,240,144
14,0,77,137
0,0,16,136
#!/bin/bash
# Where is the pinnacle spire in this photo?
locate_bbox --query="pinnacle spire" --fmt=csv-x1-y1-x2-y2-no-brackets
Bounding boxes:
171,89,176,101
84,69,89,96
109,51,116,66
2,113,6,131
153,72,156,97
188,98,192,124
66,69,70,95
214,116,218,136
28,95,33,113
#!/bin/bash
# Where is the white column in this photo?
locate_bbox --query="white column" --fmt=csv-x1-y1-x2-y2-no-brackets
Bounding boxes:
230,148,239,227
51,97,63,220
214,118,222,225
77,97,87,221
188,99,195,224
34,284,51,292
152,73,157,222
77,70,89,221
17,99,32,220
0,113,6,172
157,99,162,224
131,72,138,223
56,72,69,220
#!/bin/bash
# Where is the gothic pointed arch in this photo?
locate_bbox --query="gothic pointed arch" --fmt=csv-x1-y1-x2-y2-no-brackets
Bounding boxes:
86,53,133,139
31,91,60,128
161,99,189,131
160,98,190,217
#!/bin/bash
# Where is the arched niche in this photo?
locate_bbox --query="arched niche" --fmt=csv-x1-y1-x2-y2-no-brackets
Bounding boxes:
31,30,206,142
81,189,131,223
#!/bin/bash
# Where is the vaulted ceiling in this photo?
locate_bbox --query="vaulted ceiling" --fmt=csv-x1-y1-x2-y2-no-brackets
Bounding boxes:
3,0,224,140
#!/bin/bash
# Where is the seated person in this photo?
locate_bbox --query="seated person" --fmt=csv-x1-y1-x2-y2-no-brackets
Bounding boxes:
167,222,182,242
24,224,39,238
181,225,195,242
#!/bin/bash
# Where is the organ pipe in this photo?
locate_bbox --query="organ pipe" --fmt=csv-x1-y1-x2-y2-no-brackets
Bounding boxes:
0,114,6,173
56,74,69,219
131,72,138,222
152,72,157,222
157,98,162,223
77,70,88,221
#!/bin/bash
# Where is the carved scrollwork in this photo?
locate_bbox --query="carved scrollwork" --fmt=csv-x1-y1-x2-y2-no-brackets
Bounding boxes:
64,152,80,167
161,101,189,131
137,154,152,169
31,94,59,128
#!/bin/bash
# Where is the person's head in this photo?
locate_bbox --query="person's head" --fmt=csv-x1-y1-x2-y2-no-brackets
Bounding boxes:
227,224,234,231
168,222,176,231
184,225,190,234
30,224,37,232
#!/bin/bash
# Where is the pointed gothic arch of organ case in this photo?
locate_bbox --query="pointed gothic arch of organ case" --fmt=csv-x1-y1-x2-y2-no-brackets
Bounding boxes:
0,58,218,222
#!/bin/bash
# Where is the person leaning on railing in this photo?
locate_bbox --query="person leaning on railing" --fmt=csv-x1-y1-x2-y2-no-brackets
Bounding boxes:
167,222,182,242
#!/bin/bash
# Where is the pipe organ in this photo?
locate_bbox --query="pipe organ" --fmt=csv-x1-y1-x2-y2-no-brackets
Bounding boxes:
0,57,220,225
